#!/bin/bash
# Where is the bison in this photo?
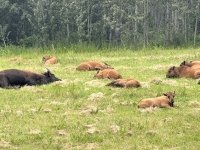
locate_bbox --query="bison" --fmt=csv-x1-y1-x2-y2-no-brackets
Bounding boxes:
106,78,141,88
138,92,175,109
180,60,200,67
0,69,61,88
166,65,200,79
76,61,113,71
93,69,122,80
42,56,58,65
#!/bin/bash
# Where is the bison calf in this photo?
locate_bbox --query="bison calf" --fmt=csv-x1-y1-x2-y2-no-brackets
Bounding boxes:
138,92,175,109
42,56,58,65
166,66,200,79
94,69,122,80
0,69,61,88
106,78,141,88
76,61,113,71
180,60,200,67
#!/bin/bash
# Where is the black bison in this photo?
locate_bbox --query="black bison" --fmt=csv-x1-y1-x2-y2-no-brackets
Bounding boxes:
138,92,176,109
0,69,61,88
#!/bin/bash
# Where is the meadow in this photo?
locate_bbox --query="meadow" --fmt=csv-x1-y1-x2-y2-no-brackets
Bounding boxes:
0,46,200,150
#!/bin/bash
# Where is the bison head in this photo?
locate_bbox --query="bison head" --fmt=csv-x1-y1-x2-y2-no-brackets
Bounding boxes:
180,60,191,67
94,62,114,71
103,62,114,69
43,69,61,83
93,70,101,78
42,56,51,63
163,91,176,107
166,66,180,78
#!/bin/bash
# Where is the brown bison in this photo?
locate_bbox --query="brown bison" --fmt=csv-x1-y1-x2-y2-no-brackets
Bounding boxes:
138,92,175,109
42,56,58,65
106,78,141,88
76,61,113,71
94,69,122,80
180,60,200,67
0,69,61,88
166,66,200,79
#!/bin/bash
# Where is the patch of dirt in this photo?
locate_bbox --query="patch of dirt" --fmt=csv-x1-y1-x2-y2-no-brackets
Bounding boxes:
43,108,52,113
120,101,133,106
162,79,178,86
111,93,120,98
110,124,120,133
29,129,41,135
57,130,67,136
50,101,65,106
140,82,150,88
127,130,133,136
150,78,163,84
16,110,23,116
145,130,157,136
188,101,200,108
86,143,99,150
0,140,11,148
100,105,114,114
80,106,98,115
28,108,38,113
9,57,24,63
87,92,104,101
84,124,99,134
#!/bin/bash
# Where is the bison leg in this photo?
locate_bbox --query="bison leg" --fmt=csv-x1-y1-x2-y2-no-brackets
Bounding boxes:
26,78,39,86
0,76,10,88
160,104,172,108
194,71,200,79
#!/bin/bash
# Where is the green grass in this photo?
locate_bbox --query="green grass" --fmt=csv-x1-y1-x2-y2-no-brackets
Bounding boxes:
0,47,200,150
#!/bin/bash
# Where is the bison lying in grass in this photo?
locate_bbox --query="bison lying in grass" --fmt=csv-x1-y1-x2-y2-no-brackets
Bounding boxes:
106,78,141,88
42,56,58,65
166,65,200,79
138,92,175,109
94,69,122,80
0,69,61,88
76,61,113,71
180,60,200,67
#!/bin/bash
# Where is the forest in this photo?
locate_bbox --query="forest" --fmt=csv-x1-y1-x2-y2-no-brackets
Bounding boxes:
0,0,200,48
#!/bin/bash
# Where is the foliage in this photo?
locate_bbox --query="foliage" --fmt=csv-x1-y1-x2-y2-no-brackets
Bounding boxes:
0,0,200,47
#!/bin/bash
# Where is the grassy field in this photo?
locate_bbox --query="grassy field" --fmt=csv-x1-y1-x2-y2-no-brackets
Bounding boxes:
0,46,200,150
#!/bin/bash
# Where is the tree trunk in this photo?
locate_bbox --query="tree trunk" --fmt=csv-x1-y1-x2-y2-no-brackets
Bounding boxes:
143,0,146,47
109,28,112,44
87,0,91,43
143,0,148,47
67,22,70,39
134,0,138,43
184,13,187,43
194,13,198,46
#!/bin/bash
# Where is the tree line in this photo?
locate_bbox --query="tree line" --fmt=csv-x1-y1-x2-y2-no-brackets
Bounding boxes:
0,0,200,48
